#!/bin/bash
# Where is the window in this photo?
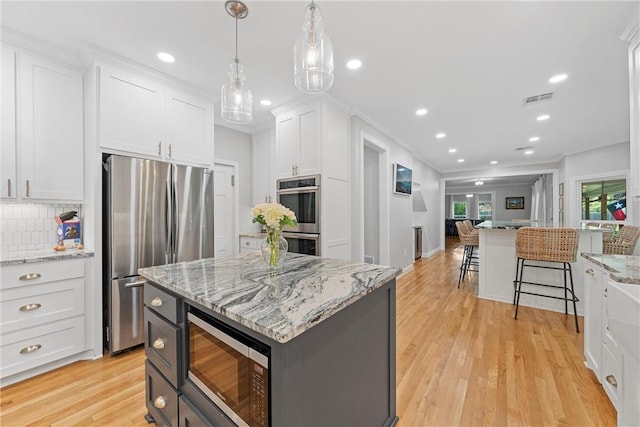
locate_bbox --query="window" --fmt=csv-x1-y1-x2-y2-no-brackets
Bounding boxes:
478,201,492,220
581,179,626,222
453,201,467,219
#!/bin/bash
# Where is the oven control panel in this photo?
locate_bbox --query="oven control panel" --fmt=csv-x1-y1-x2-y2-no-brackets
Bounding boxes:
250,361,269,427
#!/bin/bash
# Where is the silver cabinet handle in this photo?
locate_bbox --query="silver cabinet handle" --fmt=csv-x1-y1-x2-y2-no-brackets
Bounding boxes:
19,303,42,312
26,179,30,197
153,396,166,409
19,273,41,281
265,196,268,203
20,344,42,354
158,141,162,156
168,144,172,158
605,375,617,387
7,178,11,197
586,269,594,276
151,297,163,307
152,338,165,350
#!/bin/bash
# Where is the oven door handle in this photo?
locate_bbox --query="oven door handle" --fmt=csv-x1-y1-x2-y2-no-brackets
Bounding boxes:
276,186,319,194
187,312,249,356
282,232,319,240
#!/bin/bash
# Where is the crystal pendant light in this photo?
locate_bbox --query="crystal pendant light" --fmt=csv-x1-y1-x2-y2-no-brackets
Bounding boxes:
221,1,252,124
293,1,334,94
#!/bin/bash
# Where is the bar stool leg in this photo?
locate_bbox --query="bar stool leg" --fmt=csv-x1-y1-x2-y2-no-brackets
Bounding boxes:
458,245,467,288
514,259,525,319
513,258,522,305
563,263,568,315
568,264,580,333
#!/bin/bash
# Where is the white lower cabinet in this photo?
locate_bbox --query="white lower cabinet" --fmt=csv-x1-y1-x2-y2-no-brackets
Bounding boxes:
240,236,262,254
0,259,87,384
583,259,640,426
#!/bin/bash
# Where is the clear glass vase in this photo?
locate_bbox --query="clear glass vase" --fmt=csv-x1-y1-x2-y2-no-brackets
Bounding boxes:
261,228,288,268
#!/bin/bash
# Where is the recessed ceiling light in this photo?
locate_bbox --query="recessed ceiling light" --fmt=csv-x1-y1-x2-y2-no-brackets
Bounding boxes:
457,159,464,163
549,74,568,83
490,160,498,165
346,59,362,70
529,136,540,142
536,114,550,121
524,150,534,155
415,108,428,116
157,52,175,63
448,148,457,153
466,194,473,198
475,180,484,186
436,133,446,139
260,99,272,106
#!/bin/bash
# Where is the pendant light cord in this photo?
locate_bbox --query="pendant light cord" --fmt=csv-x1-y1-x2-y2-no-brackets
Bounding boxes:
235,15,239,62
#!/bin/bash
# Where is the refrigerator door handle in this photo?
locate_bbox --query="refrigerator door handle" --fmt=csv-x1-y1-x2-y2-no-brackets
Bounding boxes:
124,279,147,288
172,173,179,260
165,171,172,258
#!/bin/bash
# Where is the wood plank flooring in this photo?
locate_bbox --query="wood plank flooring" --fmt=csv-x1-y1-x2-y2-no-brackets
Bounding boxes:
1,238,616,426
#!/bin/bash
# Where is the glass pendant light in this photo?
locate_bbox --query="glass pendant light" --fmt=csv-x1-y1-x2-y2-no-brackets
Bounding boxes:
293,1,334,94
221,1,252,124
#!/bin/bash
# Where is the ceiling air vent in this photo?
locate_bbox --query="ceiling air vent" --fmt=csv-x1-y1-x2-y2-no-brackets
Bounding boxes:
523,92,554,106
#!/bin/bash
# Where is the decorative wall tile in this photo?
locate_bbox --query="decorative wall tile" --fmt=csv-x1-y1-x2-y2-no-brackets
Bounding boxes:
0,202,81,257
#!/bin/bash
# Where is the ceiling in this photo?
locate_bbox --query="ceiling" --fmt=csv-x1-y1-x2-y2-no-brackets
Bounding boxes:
2,1,637,174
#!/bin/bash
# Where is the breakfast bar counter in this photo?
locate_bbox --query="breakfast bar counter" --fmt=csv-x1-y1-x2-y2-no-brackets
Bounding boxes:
139,253,400,427
475,221,604,314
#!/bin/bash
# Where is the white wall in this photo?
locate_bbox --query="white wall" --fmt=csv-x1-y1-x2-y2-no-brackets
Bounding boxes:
214,125,254,234
412,158,442,256
446,184,533,221
563,141,630,226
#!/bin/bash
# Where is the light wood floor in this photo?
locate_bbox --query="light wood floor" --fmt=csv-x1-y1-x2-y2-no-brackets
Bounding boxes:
1,238,616,426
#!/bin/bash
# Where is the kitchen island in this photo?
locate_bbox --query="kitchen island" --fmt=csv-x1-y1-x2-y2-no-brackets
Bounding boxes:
476,221,604,314
139,252,401,427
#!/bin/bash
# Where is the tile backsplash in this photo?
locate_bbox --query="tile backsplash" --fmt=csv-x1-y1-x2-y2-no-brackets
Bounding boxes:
0,202,82,256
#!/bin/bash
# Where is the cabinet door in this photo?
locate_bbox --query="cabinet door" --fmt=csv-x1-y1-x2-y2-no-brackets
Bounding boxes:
297,106,320,176
19,52,83,201
583,264,603,377
99,64,164,158
275,112,299,178
1,44,17,199
252,130,275,204
165,88,213,167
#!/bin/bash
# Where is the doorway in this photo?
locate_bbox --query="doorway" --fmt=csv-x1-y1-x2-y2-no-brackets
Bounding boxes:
213,161,238,257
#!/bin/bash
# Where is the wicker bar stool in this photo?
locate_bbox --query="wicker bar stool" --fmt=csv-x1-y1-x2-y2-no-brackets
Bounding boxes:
455,221,479,288
513,227,580,332
603,225,640,255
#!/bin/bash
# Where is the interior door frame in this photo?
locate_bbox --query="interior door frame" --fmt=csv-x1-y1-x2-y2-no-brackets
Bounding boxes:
213,159,240,256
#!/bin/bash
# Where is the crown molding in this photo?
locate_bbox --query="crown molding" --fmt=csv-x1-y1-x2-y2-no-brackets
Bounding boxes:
620,17,639,42
1,27,82,67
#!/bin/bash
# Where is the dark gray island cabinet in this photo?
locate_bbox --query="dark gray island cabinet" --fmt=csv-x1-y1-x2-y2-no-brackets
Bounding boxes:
139,253,401,427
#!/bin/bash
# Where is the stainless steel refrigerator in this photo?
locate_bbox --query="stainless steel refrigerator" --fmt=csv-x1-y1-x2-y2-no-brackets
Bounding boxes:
103,155,214,353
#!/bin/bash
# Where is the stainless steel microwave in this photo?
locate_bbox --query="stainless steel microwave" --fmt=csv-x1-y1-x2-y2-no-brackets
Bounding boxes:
276,175,320,234
187,308,270,427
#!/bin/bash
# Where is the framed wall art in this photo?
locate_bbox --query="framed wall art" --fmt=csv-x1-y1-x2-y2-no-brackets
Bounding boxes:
506,196,525,210
393,163,412,195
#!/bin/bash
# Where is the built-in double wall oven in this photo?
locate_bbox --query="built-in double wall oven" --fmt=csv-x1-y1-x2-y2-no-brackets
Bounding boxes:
186,306,270,427
277,175,320,256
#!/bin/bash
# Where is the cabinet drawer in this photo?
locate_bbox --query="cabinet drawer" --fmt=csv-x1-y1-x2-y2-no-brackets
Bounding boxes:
0,315,85,378
240,236,261,250
179,396,215,427
145,307,180,388
0,259,84,290
0,277,84,333
602,343,621,410
144,283,179,324
146,360,179,427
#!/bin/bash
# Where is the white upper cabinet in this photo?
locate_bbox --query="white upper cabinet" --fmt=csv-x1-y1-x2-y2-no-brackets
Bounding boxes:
3,48,84,201
98,63,214,167
165,88,213,166
99,64,164,158
1,44,17,199
275,106,320,178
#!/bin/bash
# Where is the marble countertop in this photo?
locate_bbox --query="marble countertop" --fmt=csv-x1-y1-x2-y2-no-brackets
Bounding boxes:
139,253,401,343
239,232,267,238
582,253,640,285
0,248,95,266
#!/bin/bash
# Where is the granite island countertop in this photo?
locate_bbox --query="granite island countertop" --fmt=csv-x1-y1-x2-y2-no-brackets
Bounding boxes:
582,253,640,285
138,253,401,343
0,248,95,266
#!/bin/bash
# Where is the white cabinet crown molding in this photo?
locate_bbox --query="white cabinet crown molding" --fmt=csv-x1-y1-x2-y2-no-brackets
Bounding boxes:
619,16,639,42
1,27,82,67
270,93,351,117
